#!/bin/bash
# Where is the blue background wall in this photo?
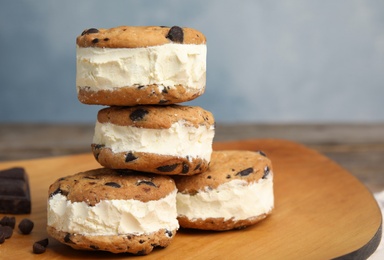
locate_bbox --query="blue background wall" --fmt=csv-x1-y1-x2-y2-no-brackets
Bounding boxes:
1,0,383,123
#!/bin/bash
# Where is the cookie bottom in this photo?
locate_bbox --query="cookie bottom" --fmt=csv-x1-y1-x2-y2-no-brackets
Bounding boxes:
78,84,203,106
47,226,177,255
92,145,209,175
177,212,270,231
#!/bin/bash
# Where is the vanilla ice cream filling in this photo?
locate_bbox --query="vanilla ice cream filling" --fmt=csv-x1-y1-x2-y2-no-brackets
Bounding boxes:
93,121,214,160
176,177,274,221
76,44,206,91
47,189,179,236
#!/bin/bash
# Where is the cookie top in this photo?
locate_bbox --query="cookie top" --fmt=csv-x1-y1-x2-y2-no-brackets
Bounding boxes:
76,26,206,48
48,168,176,206
97,105,214,129
174,150,272,193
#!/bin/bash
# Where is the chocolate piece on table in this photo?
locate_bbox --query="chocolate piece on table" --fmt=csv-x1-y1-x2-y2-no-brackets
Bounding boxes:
0,167,31,214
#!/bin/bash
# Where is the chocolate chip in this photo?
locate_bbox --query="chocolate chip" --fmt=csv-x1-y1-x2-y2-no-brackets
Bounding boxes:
194,163,201,171
91,38,99,44
0,216,15,229
166,26,184,43
257,150,267,157
105,182,121,188
49,187,68,197
162,87,168,94
226,174,231,179
135,249,147,256
90,244,99,250
130,108,149,121
156,164,179,172
18,218,34,234
236,167,254,177
160,26,170,28
165,230,173,237
64,233,71,243
0,231,5,244
33,242,46,254
262,166,270,179
81,28,99,35
207,175,212,179
83,175,98,180
103,38,109,41
158,99,168,104
94,144,105,150
0,226,13,239
137,85,145,89
182,163,189,174
136,180,157,187
125,152,138,162
139,239,145,244
35,238,49,247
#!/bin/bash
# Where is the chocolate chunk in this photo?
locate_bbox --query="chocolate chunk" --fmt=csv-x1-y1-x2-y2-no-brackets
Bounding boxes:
18,218,34,234
236,167,254,177
130,108,149,121
0,231,5,244
135,249,147,256
262,166,270,179
136,180,157,187
81,28,99,35
158,99,168,104
161,87,169,94
0,216,16,229
35,238,49,247
0,167,31,214
90,244,99,250
257,150,267,157
194,163,201,171
49,187,69,198
33,242,46,254
64,233,72,243
156,164,179,172
94,144,105,150
91,38,99,44
0,226,13,239
165,230,173,237
182,163,189,174
105,182,121,188
125,152,138,162
166,26,184,43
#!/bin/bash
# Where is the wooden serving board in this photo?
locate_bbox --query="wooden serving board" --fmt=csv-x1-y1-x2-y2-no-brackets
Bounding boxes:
0,139,381,259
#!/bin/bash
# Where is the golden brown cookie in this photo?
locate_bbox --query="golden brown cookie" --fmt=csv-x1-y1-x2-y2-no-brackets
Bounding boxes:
76,26,206,48
47,168,179,254
92,105,215,175
76,25,207,106
174,150,274,231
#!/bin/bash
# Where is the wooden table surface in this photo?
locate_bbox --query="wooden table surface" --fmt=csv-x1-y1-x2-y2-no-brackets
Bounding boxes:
1,123,384,193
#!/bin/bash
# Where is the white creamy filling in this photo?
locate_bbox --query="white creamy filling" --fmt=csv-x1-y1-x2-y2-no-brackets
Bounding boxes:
47,190,179,236
76,44,206,91
176,177,274,221
92,121,214,160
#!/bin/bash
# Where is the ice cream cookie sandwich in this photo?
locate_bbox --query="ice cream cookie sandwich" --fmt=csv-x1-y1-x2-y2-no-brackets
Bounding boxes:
76,25,207,106
47,168,179,255
92,105,215,175
174,150,274,231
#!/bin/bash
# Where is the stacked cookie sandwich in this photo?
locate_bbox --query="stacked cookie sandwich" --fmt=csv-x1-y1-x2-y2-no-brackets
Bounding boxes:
46,25,274,255
46,26,215,255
